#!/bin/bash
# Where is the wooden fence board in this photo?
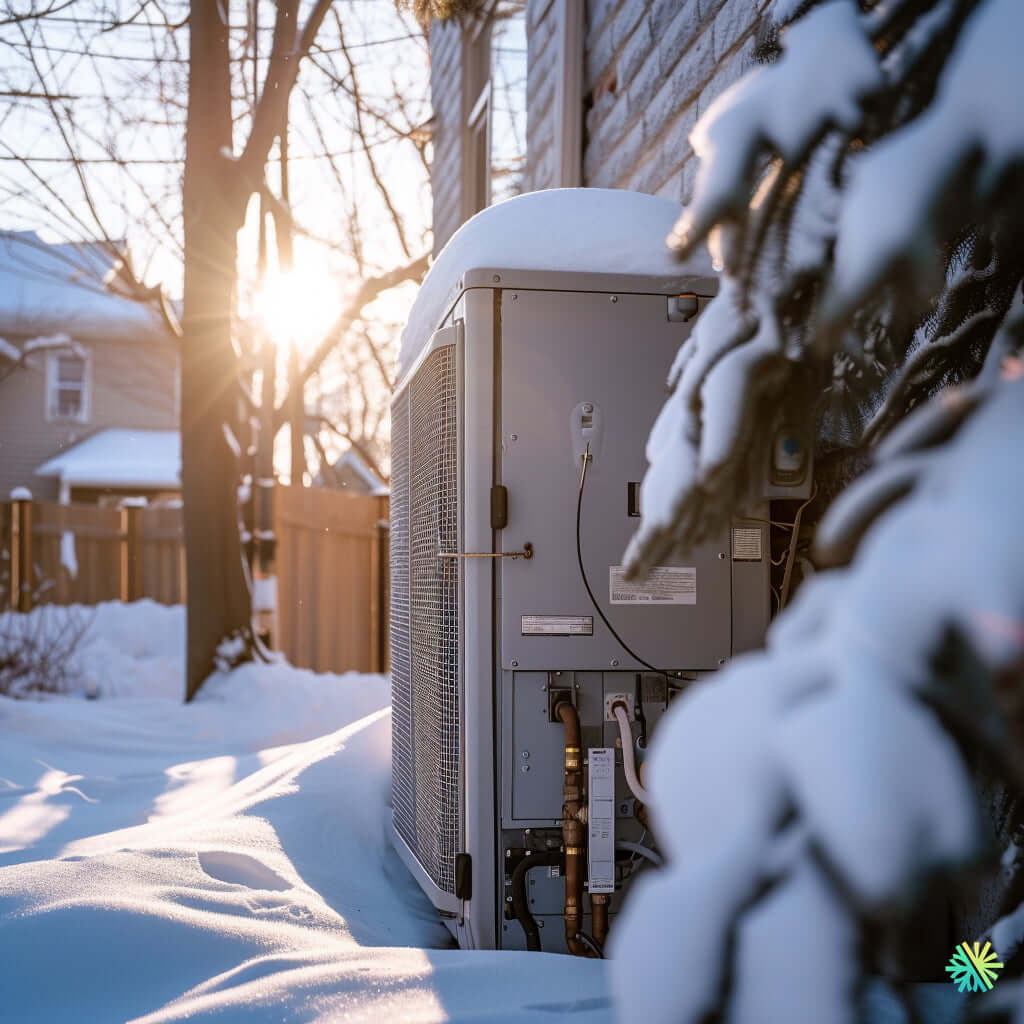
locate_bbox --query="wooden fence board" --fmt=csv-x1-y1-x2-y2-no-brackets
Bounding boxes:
274,487,388,675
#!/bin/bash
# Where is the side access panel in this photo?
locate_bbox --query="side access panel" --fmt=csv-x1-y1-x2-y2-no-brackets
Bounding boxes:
498,288,731,673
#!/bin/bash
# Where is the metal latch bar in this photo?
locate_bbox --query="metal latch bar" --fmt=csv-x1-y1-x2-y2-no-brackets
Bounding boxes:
438,542,533,561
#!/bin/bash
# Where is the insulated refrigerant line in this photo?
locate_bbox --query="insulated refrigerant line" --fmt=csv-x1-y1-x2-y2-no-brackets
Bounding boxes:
612,702,651,806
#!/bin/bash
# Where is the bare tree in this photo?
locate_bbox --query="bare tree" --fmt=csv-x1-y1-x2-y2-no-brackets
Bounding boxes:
1,1,433,699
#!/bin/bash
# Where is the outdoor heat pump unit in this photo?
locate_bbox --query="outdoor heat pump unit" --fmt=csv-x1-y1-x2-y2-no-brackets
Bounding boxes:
389,190,792,954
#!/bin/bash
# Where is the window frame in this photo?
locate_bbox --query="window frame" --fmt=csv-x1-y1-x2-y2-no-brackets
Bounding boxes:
45,348,90,425
462,7,494,220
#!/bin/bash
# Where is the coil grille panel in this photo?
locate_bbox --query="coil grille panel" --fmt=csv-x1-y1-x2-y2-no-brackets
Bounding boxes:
389,387,414,849
390,344,460,894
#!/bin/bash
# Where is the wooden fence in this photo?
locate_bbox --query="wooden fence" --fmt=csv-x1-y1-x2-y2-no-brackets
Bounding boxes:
3,498,185,609
1,488,389,675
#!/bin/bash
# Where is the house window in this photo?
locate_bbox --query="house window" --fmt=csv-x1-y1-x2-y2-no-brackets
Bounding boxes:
47,351,89,423
464,0,527,215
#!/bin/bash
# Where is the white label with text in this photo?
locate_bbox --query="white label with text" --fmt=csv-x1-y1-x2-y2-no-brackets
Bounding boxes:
609,566,696,605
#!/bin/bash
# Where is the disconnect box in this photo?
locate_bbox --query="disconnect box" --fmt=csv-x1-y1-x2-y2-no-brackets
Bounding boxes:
388,189,777,956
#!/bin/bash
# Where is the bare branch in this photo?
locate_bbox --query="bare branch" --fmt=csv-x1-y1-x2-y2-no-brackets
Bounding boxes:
239,0,334,180
273,252,429,430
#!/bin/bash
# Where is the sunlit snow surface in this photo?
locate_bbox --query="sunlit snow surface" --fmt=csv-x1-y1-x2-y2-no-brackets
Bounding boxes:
0,601,609,1023
0,602,970,1022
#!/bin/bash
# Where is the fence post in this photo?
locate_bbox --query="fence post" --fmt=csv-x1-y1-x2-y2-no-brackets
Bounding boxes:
376,517,389,674
10,489,34,612
121,502,144,602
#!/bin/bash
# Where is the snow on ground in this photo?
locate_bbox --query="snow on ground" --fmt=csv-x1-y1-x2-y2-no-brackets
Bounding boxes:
0,602,968,1022
0,601,609,1023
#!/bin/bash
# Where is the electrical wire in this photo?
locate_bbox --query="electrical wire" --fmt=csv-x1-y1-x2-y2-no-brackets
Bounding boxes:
616,840,663,867
779,482,818,609
575,447,673,680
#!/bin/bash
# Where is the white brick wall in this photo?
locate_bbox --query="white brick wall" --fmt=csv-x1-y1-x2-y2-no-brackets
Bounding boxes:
583,0,761,197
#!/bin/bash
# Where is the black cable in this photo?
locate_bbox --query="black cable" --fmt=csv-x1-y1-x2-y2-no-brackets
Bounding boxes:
510,851,562,952
575,448,673,680
634,672,648,748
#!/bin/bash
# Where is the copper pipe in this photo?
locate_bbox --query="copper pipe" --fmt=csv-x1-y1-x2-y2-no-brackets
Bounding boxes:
555,699,586,957
591,892,609,950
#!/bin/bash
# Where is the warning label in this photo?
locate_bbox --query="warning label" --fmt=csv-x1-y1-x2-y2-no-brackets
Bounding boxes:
609,566,696,605
521,615,594,636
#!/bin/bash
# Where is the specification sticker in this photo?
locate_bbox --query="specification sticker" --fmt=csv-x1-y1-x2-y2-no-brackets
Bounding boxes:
588,747,615,895
521,615,594,636
609,566,696,605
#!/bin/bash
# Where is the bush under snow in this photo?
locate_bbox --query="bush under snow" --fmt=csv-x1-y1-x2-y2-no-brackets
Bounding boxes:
617,0,1024,1020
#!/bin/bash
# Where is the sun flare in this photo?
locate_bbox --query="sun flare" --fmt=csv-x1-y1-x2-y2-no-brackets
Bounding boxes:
254,267,341,354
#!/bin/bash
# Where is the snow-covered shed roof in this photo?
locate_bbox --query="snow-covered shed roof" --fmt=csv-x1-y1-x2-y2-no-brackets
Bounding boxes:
35,428,181,490
399,188,716,377
0,231,168,345
332,449,389,496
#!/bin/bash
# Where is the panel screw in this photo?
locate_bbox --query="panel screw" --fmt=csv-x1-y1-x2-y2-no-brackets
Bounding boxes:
610,295,618,303
506,896,513,903
521,764,531,773
510,433,518,441
718,552,726,560
521,750,530,759
512,293,519,300
582,402,593,414
538,920,545,928
611,658,620,667
511,659,519,667
718,658,726,665
493,274,501,283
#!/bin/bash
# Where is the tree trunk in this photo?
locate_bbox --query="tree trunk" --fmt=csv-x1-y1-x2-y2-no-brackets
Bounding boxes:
181,2,254,700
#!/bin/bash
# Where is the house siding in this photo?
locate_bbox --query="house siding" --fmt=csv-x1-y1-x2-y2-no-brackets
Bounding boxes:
430,18,467,256
523,0,559,193
0,339,179,501
430,0,766,250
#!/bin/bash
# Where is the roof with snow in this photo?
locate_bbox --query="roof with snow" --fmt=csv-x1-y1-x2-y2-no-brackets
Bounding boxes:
35,428,181,490
399,188,716,376
329,449,389,496
0,231,169,345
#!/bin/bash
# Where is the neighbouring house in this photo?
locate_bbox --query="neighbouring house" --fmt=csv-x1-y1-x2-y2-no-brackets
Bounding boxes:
0,231,180,504
34,427,181,506
315,448,390,497
428,0,766,254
